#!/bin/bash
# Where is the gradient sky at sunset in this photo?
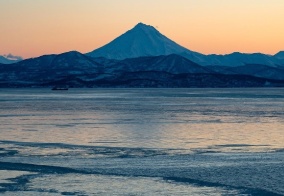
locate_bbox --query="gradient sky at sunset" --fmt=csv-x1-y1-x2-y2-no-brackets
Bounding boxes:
1,0,284,59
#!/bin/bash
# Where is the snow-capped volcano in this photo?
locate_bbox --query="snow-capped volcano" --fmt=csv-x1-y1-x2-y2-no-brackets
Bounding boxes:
87,22,203,61
86,23,284,67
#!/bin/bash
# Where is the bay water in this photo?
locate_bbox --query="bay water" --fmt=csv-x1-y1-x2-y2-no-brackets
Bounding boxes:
0,88,283,195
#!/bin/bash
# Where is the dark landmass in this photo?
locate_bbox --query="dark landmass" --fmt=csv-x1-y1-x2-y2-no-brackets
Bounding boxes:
1,51,284,88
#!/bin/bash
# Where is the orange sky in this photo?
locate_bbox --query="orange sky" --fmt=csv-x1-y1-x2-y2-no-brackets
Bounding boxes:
1,0,284,59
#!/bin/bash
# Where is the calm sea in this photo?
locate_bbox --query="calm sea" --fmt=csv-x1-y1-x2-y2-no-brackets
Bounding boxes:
0,88,283,195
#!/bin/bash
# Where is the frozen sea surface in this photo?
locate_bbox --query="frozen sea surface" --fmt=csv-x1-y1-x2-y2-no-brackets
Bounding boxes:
0,88,283,195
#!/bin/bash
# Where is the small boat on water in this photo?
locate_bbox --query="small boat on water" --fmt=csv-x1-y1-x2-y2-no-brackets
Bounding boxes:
52,87,68,90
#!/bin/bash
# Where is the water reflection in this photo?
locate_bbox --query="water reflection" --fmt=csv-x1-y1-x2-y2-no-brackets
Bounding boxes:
0,88,283,153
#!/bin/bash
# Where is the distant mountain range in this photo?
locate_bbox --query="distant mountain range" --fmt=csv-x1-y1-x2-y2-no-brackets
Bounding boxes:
0,54,22,64
1,51,284,88
1,22,284,88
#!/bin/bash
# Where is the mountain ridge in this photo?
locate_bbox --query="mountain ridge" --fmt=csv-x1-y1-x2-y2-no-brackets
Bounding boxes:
274,51,284,59
1,51,284,88
107,54,213,74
